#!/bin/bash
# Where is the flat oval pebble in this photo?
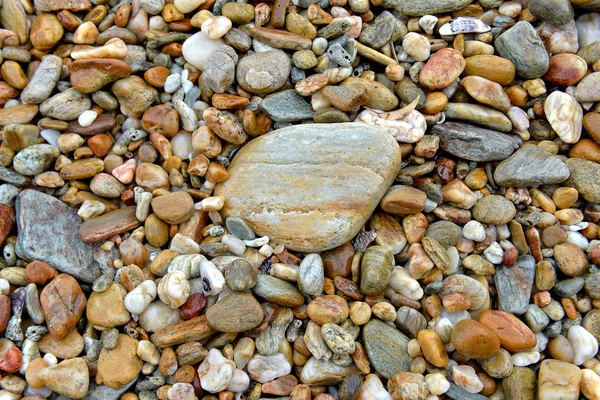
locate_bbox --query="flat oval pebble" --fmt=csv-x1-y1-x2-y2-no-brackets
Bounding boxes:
215,123,401,252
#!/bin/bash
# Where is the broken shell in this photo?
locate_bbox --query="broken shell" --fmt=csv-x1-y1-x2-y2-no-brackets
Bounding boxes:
439,17,491,36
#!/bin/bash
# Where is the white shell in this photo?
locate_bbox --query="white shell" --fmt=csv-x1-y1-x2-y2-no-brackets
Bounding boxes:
439,17,491,36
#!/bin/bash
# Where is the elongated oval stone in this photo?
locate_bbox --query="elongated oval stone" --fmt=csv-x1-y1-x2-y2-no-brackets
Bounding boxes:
214,123,401,252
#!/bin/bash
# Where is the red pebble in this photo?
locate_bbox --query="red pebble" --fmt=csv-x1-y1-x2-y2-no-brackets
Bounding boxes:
179,293,207,320
0,347,23,373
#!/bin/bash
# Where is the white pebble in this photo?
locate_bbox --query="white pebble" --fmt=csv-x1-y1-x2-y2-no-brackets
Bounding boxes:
164,74,182,93
196,196,225,211
511,351,540,367
483,242,504,264
200,260,225,296
226,369,250,392
259,244,274,257
202,16,232,39
157,270,190,309
197,349,235,392
425,373,450,396
125,280,157,315
244,236,269,247
170,233,201,254
356,374,392,400
247,353,291,383
462,220,485,241
402,32,431,62
568,325,599,365
452,365,483,394
77,110,98,127
40,129,60,148
388,267,423,300
222,234,246,255
567,231,589,249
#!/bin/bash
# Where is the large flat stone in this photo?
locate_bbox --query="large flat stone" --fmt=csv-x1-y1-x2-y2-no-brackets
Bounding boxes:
15,190,116,283
363,319,411,379
494,144,570,187
214,123,401,252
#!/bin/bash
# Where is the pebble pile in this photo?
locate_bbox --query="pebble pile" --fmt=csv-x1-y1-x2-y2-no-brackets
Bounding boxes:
0,0,599,398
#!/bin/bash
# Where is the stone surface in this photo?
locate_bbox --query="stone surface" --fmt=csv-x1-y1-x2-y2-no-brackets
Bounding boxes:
494,255,536,315
16,190,116,283
495,21,549,79
215,123,401,252
564,158,600,204
394,0,471,16
79,206,140,242
432,122,515,162
472,195,516,225
40,274,87,340
260,89,315,122
479,310,537,352
494,144,570,187
96,334,143,388
538,359,581,400
206,293,264,332
236,50,291,95
363,319,410,379
451,319,500,360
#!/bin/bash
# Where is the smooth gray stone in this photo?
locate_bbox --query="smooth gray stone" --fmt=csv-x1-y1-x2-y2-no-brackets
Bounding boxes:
432,122,516,162
363,319,410,379
494,144,570,187
260,89,315,122
553,277,584,297
495,21,550,78
0,166,29,186
494,255,536,315
15,190,116,283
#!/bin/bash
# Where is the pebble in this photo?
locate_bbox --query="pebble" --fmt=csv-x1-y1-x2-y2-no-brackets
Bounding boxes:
363,319,410,379
495,21,549,79
480,310,537,352
451,319,500,360
206,292,264,332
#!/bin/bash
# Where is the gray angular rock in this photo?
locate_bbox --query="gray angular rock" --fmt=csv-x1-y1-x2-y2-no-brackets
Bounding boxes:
236,50,291,95
493,144,570,187
260,89,314,122
446,383,488,400
494,255,536,315
432,122,516,162
82,378,137,400
15,190,116,283
215,123,401,252
495,21,550,79
363,319,410,379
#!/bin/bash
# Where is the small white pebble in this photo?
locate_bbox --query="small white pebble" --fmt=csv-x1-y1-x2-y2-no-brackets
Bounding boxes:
78,110,98,127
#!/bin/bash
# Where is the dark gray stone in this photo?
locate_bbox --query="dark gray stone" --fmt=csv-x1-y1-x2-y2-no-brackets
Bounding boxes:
446,383,488,400
529,0,574,26
493,144,570,187
553,277,584,297
260,89,314,122
15,190,116,283
494,255,536,315
0,166,29,186
432,122,516,162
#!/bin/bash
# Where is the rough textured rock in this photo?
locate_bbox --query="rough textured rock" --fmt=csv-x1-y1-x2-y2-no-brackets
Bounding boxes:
432,122,516,162
15,190,116,283
363,319,410,379
493,144,570,187
215,123,402,252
